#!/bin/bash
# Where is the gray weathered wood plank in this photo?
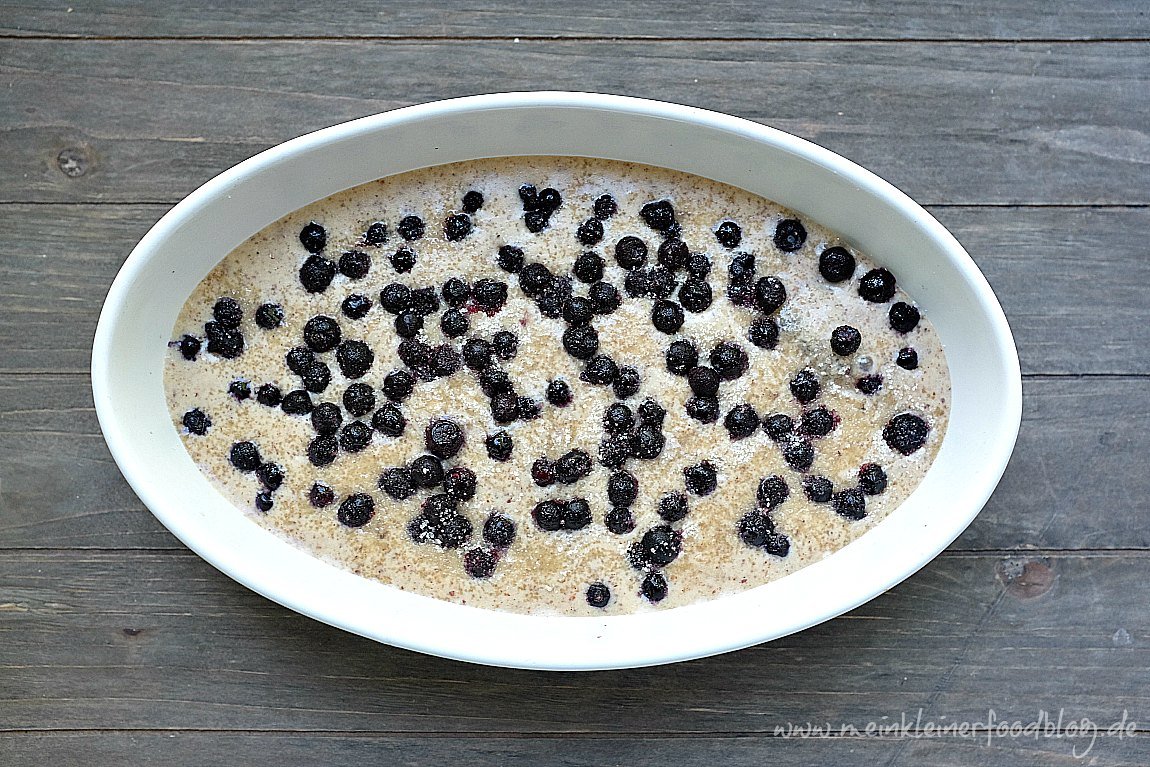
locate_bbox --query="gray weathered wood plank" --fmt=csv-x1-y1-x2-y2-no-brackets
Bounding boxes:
2,40,1147,205
0,551,1145,734
3,205,1148,376
1,374,1148,551
4,0,1149,41
1,732,1145,767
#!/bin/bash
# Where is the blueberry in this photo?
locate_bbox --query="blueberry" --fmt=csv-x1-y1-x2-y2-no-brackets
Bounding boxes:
589,281,622,314
665,339,698,376
687,252,712,278
178,334,201,360
639,200,677,233
256,383,282,407
473,279,508,312
300,362,331,394
518,262,552,297
556,449,593,484
410,454,445,488
728,252,756,286
598,434,631,469
378,283,412,314
496,244,525,273
800,406,836,437
204,322,244,358
339,250,371,280
341,293,373,320
253,302,284,330
641,572,668,603
371,403,406,437
228,379,251,401
533,500,564,531
212,297,243,328
748,317,780,349
833,488,867,520
856,375,883,395
773,218,807,252
586,583,611,608
441,277,471,307
632,428,666,463
280,389,314,416
381,369,414,402
637,398,666,428
572,251,605,284
397,215,425,241
613,366,641,399
311,402,343,435
678,278,713,313
182,408,211,435
492,331,518,361
593,194,618,220
425,418,464,459
299,255,337,293
816,246,854,283
379,466,415,500
781,437,815,472
484,514,517,548
657,238,690,270
790,369,820,403
546,379,573,407
407,287,438,316
577,218,604,246
650,300,684,334
603,403,635,434
581,354,618,386
337,493,375,528
299,222,327,254
686,366,720,398
364,221,388,246
607,470,639,507
724,404,760,440
563,296,595,326
652,493,687,523
754,276,787,314
303,315,341,353
485,430,513,461
339,421,372,453
738,509,776,548
828,325,861,356
394,310,423,339
884,413,930,455
491,392,519,423
444,466,477,501
763,413,794,441
336,340,373,379
726,282,754,307
563,324,600,360
685,396,720,423
803,475,833,503
309,482,335,508
536,282,567,319
229,441,261,472
255,491,274,513
563,499,593,530
285,346,315,376
538,187,562,212
858,463,888,495
524,209,550,233
889,302,921,333
897,347,919,370
457,339,489,373
439,308,468,338
614,236,648,270
605,506,636,534
428,344,461,378
710,341,748,380
757,474,790,510
627,266,676,299
858,268,897,303
714,220,742,248
397,339,431,372
389,246,417,274
309,439,337,475
478,366,512,396
461,190,484,213
684,461,718,496
459,548,496,579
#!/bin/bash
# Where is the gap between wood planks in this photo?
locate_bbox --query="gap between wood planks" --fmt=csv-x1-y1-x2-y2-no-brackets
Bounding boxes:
2,34,1150,43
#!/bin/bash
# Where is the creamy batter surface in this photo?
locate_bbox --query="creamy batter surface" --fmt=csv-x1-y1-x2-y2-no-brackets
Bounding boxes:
165,157,949,615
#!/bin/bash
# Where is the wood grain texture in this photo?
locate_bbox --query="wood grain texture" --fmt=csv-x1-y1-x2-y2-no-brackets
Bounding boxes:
1,373,1147,550
4,0,1149,41
0,551,1145,734
1,732,1146,767
2,40,1148,205
3,205,1148,376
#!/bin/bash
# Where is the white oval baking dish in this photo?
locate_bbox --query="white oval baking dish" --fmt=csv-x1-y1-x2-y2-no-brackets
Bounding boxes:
92,92,1021,670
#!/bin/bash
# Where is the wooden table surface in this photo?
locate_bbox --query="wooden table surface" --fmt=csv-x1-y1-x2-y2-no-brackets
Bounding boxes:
2,2,1148,764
